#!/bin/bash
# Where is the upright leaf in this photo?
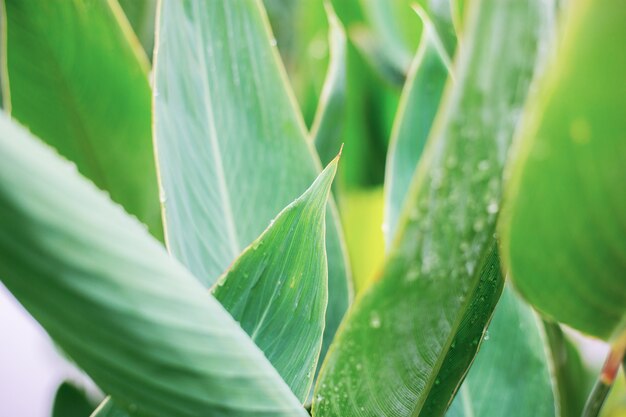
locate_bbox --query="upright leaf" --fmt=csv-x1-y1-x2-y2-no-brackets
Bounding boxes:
118,0,157,57
52,382,95,417
446,286,556,417
310,4,347,166
384,9,451,245
213,155,340,401
313,0,554,415
500,0,626,341
2,0,161,238
153,0,351,361
0,114,307,417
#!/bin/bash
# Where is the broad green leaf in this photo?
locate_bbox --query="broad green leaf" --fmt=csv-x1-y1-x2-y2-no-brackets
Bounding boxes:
91,398,129,417
313,0,554,415
154,0,352,363
52,382,95,417
383,9,451,246
311,4,347,166
118,0,157,58
213,155,340,401
500,0,626,341
446,286,556,417
1,0,161,239
0,114,307,417
543,322,593,417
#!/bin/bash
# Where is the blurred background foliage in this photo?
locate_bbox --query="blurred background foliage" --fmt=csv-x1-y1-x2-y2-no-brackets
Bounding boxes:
0,0,624,416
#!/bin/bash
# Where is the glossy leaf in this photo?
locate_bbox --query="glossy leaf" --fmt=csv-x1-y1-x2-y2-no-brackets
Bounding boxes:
2,0,161,238
213,155,339,401
0,114,307,417
500,0,626,341
313,0,554,415
446,286,556,417
153,0,351,361
311,4,347,166
52,382,95,417
91,398,129,417
384,9,451,245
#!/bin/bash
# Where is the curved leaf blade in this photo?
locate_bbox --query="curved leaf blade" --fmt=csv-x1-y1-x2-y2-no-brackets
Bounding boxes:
213,155,340,401
500,0,626,340
446,286,556,417
384,10,451,245
2,0,161,238
310,4,347,166
313,0,554,415
153,0,352,359
0,114,307,417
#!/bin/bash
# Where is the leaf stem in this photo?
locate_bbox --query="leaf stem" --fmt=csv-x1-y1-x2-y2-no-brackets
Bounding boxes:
582,337,626,417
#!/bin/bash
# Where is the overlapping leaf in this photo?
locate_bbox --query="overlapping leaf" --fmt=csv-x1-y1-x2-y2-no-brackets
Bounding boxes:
310,4,347,166
313,0,554,415
500,0,626,341
213,155,340,401
1,0,161,238
0,114,307,417
384,10,451,245
446,287,556,417
153,0,351,362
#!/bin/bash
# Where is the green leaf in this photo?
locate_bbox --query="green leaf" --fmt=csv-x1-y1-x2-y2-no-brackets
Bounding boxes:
499,0,626,341
383,9,451,246
52,382,95,417
311,4,347,166
91,398,129,417
543,322,593,417
446,286,556,417
313,0,554,415
118,0,157,58
153,1,352,364
1,0,161,239
213,155,340,401
0,114,307,417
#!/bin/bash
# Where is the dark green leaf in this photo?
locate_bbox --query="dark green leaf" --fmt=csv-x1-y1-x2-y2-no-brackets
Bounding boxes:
2,0,161,239
313,0,554,415
153,0,352,363
500,0,626,341
0,114,307,417
446,286,556,417
52,382,95,417
213,155,340,401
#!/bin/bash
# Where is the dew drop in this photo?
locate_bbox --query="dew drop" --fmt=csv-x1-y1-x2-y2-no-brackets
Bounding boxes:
486,201,499,214
269,38,277,47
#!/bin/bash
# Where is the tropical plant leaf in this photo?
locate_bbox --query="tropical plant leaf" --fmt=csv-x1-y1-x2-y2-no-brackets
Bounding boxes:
543,322,593,417
153,0,351,364
1,0,161,239
312,0,554,415
446,286,556,417
213,154,340,401
499,0,626,341
118,0,157,57
52,382,95,417
0,114,307,417
383,8,451,246
310,4,347,166
91,398,129,417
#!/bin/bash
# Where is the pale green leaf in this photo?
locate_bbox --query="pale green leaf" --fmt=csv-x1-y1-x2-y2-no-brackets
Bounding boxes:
500,0,626,341
446,286,556,417
311,4,347,166
313,0,554,415
153,0,352,362
0,113,307,417
213,155,340,401
1,0,161,239
383,9,451,246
